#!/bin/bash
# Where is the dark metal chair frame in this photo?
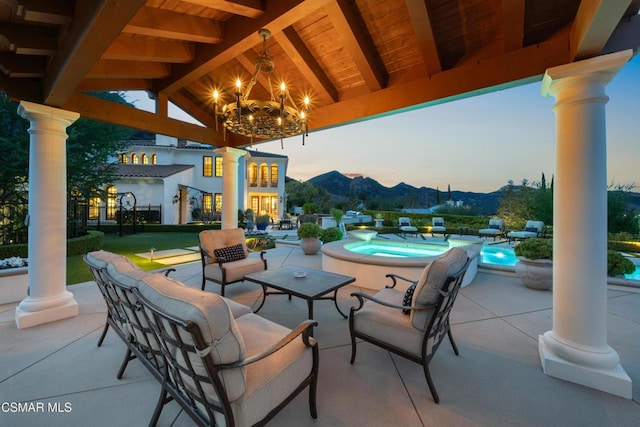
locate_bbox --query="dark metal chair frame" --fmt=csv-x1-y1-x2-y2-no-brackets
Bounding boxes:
349,258,470,403
198,246,267,296
132,287,320,427
83,254,174,378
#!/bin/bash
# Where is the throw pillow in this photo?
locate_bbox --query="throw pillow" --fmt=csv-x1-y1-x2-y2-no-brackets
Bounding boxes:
489,223,500,229
213,244,246,263
434,221,443,227
525,227,538,233
402,282,418,315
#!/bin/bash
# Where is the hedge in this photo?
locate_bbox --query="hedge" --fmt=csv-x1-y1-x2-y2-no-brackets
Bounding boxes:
0,230,104,259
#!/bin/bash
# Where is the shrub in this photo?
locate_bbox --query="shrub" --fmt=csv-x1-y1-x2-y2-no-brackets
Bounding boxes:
256,215,271,225
607,251,635,276
297,222,322,238
514,238,552,260
320,227,342,243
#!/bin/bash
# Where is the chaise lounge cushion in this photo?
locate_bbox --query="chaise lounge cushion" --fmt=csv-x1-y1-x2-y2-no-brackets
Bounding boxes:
137,273,248,402
411,248,468,330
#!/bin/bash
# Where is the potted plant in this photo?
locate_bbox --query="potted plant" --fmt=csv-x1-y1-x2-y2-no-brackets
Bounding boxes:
514,238,553,290
0,256,29,304
297,222,323,255
256,214,270,231
374,212,384,228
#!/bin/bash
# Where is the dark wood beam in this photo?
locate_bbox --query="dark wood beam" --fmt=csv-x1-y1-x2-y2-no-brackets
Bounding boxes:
63,92,223,146
17,0,73,25
181,0,264,18
503,0,525,52
570,0,633,60
0,52,46,77
43,0,145,106
276,26,338,103
0,75,42,102
123,6,223,44
405,0,442,75
157,0,332,94
0,22,57,55
324,0,387,91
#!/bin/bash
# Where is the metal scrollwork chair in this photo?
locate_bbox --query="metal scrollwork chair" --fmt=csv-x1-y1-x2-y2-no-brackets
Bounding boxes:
349,247,470,403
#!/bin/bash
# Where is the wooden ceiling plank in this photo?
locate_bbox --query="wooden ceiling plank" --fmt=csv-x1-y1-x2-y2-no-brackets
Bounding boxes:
570,0,633,60
104,35,193,63
0,74,41,102
87,59,170,79
503,0,524,52
43,0,146,106
63,92,223,146
276,26,338,103
309,29,571,131
180,0,264,18
17,0,73,25
324,0,387,92
405,0,442,75
123,6,224,44
0,22,57,55
157,0,333,94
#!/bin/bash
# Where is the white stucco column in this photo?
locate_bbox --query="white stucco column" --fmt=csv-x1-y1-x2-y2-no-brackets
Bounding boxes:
214,147,246,229
16,102,80,329
539,50,632,398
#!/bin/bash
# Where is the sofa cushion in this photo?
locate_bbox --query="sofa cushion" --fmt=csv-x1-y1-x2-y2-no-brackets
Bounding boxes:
525,227,538,233
137,273,247,402
86,250,129,269
411,248,467,330
200,229,249,264
214,244,247,263
204,256,266,284
106,257,149,289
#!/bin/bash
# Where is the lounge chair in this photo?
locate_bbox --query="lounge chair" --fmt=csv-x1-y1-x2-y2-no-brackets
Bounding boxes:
507,220,545,243
398,216,418,237
478,219,505,240
199,228,267,296
431,217,446,236
348,247,470,403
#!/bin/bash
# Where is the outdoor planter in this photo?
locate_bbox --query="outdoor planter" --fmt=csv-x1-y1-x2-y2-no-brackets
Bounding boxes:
300,237,322,255
515,258,553,290
0,262,29,305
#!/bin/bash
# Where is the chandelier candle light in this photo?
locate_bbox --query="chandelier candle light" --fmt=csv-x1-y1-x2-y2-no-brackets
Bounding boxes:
212,28,310,148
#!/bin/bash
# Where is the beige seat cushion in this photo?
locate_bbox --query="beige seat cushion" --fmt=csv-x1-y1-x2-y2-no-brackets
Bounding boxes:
199,229,249,264
353,287,425,358
137,273,247,402
231,313,314,426
411,247,468,330
86,250,130,269
204,256,266,284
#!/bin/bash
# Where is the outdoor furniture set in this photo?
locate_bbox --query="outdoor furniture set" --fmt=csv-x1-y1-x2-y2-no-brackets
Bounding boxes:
84,229,471,425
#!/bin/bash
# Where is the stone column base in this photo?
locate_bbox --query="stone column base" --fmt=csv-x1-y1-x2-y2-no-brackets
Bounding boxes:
15,299,79,329
539,334,632,398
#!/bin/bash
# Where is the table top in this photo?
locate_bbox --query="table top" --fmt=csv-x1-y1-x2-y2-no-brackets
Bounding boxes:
244,265,355,299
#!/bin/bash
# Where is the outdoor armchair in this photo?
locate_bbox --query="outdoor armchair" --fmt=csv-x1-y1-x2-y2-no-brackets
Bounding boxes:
398,216,418,237
507,220,545,243
431,217,446,236
199,228,267,296
348,247,470,403
478,219,505,240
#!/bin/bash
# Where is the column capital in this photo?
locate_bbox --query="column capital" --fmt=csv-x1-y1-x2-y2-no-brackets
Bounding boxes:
213,146,246,160
18,101,80,127
541,50,632,98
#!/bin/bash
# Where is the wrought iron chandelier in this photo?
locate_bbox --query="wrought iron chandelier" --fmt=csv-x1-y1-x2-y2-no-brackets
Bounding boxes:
212,28,310,147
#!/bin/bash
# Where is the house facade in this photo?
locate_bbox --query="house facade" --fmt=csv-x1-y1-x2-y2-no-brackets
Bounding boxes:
91,135,288,225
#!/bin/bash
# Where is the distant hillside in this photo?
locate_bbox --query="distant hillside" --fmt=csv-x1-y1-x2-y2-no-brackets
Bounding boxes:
307,170,503,214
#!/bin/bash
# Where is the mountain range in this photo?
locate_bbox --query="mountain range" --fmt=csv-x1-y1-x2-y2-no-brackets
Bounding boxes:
306,170,503,214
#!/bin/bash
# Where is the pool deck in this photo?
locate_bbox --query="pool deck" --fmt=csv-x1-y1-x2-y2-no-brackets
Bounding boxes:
1,237,640,426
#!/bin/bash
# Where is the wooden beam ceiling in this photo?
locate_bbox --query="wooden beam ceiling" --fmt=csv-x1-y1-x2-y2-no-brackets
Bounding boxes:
181,0,264,18
503,0,525,52
103,35,194,63
405,0,442,75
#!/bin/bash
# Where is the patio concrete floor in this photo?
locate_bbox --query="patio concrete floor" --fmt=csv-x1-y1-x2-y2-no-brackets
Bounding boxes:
1,238,640,426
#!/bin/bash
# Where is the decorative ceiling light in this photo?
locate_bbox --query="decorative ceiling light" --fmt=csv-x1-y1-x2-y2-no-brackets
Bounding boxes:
212,28,310,148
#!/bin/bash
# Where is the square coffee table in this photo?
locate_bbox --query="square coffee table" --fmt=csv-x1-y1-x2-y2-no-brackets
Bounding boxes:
244,265,355,325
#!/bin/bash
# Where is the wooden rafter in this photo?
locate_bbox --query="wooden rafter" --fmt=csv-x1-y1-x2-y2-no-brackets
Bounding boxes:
0,22,57,55
405,0,442,75
87,59,170,79
43,0,145,106
180,0,264,18
325,0,387,92
17,0,73,25
104,35,193,63
503,0,525,52
77,78,151,92
123,6,223,43
570,0,633,60
275,26,338,103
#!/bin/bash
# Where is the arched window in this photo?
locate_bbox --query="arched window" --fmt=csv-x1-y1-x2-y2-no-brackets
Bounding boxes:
131,153,139,164
249,163,258,187
260,163,268,187
270,163,278,186
120,153,128,164
106,186,117,220
88,197,101,220
141,153,148,164
151,153,157,165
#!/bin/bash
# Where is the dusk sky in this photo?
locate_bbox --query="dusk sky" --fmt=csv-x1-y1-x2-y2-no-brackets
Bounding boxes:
127,53,640,193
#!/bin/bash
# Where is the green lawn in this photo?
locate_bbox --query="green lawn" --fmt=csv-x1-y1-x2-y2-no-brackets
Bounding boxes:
67,232,200,285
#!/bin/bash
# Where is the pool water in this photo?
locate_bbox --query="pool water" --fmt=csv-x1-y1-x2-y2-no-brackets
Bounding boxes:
348,244,446,257
480,246,519,267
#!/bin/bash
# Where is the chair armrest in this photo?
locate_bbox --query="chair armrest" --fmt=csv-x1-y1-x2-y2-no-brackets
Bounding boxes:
384,273,417,289
350,291,436,312
159,268,176,277
217,319,317,369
